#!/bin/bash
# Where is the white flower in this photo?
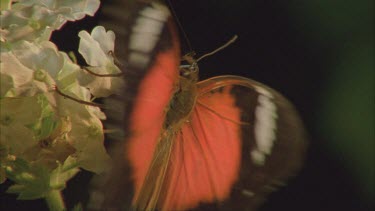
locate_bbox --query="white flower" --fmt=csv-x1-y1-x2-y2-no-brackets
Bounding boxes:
1,36,109,174
0,41,63,97
0,4,64,42
56,52,81,89
1,0,114,200
69,113,110,174
0,0,100,43
0,51,34,97
78,26,116,67
12,41,64,79
78,26,124,97
0,97,42,155
56,84,110,173
18,0,100,20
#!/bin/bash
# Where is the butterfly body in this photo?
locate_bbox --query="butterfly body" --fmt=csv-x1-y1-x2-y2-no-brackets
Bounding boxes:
89,1,307,210
164,67,198,130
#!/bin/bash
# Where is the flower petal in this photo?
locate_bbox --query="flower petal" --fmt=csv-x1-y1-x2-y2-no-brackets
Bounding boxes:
91,26,115,55
78,30,107,66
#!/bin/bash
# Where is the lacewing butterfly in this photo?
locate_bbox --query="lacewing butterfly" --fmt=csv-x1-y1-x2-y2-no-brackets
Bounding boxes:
89,1,307,210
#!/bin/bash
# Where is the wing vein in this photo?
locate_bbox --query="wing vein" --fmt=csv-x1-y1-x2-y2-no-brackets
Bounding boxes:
197,100,250,125
189,107,219,197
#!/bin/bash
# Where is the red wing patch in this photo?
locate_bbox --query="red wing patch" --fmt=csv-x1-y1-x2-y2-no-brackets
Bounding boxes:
158,86,242,210
127,42,180,204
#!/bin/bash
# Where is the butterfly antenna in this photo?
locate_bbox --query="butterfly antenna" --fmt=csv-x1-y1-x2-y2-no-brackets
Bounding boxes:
166,0,194,53
196,35,238,62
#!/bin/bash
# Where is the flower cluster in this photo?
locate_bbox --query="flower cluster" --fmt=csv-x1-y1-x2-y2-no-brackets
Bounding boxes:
0,0,121,200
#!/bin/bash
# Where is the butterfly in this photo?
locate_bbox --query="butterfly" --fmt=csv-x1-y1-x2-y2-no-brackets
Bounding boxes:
88,0,307,210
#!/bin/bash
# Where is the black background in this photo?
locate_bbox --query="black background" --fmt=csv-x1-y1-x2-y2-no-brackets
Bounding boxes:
1,0,373,210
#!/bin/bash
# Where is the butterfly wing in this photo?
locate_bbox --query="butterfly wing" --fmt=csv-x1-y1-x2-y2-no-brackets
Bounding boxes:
156,83,243,210
88,1,181,210
150,75,307,210
92,1,306,210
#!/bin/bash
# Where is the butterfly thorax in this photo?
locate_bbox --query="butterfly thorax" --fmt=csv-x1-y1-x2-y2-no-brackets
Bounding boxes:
164,63,199,130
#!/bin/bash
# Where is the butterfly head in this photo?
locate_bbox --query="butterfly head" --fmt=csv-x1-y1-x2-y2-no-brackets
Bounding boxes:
180,53,199,82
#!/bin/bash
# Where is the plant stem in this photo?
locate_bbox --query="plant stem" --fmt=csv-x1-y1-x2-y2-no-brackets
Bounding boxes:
45,190,66,211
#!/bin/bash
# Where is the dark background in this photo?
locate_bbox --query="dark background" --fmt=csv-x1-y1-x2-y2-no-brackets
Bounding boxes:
1,0,373,210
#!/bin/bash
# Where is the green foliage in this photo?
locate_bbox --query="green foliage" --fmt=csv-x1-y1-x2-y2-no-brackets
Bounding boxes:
4,156,79,200
6,158,51,199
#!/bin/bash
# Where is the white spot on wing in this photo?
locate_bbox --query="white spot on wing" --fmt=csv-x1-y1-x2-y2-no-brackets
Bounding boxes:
141,3,170,21
129,32,159,53
128,52,150,68
251,86,278,165
129,3,170,53
132,17,165,34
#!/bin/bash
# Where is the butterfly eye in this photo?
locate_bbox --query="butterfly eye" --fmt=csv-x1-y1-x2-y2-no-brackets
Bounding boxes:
179,63,199,77
179,65,192,77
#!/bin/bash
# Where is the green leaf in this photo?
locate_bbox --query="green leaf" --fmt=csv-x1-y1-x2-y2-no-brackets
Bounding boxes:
39,114,59,140
4,155,79,200
5,158,51,199
50,156,80,189
24,95,59,140
68,51,77,64
6,184,25,193
45,190,66,211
